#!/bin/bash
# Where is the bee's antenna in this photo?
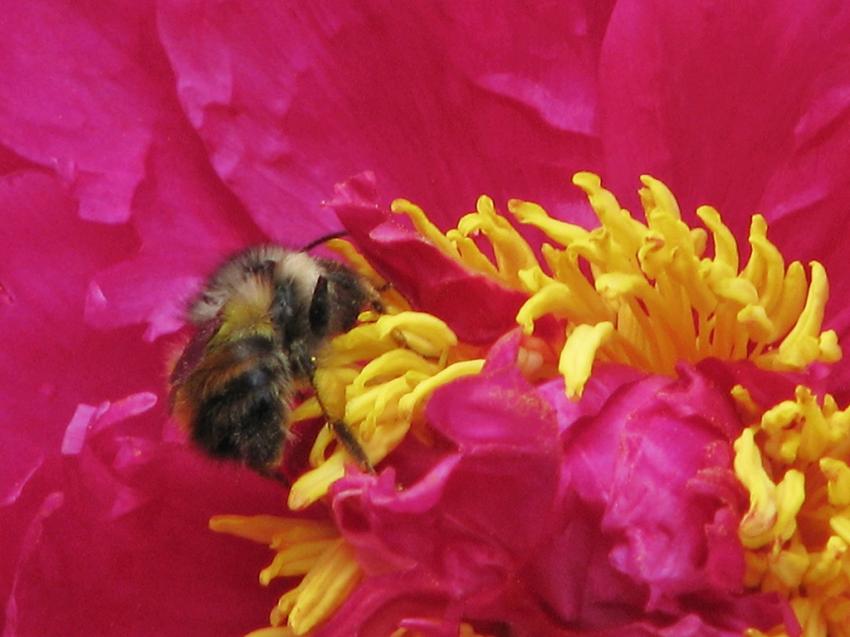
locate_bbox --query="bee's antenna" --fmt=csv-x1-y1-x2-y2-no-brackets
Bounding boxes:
301,230,350,253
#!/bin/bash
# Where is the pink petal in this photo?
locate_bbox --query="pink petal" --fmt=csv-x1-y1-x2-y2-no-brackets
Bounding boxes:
0,171,163,505
84,119,266,341
156,0,606,233
0,2,188,223
2,397,285,637
552,365,793,633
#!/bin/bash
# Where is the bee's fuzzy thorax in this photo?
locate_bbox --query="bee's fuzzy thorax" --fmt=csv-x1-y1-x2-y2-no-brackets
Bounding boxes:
190,245,290,324
274,250,323,303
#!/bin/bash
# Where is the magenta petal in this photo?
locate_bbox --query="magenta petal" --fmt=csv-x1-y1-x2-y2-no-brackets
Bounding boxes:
84,122,265,341
157,1,606,234
0,2,188,223
330,173,527,344
2,398,284,637
0,171,162,504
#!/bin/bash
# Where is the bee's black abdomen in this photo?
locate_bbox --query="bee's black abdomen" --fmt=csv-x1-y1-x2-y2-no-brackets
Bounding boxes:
192,340,290,471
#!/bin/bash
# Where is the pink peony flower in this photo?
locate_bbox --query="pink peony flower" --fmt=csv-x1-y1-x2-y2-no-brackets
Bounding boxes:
3,2,850,636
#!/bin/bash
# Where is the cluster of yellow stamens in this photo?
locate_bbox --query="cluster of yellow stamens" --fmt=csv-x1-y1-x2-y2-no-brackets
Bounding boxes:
210,515,360,636
213,172,843,636
734,386,850,637
287,250,486,509
395,172,839,397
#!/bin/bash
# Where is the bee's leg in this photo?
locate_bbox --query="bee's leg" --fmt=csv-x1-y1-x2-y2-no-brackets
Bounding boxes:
296,351,375,474
328,419,374,474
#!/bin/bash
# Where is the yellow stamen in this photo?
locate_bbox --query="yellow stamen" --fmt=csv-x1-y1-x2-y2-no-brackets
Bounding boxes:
245,628,294,637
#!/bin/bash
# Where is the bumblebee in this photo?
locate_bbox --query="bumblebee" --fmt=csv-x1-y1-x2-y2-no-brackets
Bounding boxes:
169,244,378,475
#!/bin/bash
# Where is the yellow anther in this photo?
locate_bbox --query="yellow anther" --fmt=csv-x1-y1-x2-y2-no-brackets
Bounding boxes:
573,172,644,257
797,386,832,462
246,628,293,637
708,277,759,307
559,322,614,399
749,233,785,314
260,539,336,583
289,398,323,423
398,359,485,421
286,540,361,635
328,322,400,366
308,426,336,468
376,312,457,358
639,174,682,220
771,545,810,589
445,229,501,278
732,384,762,421
830,518,850,546
516,281,584,334
741,215,768,286
738,304,774,343
735,428,780,548
508,199,589,246
761,399,801,434
288,453,346,511
391,198,458,257
209,515,336,545
697,205,739,273
805,535,847,586
821,458,850,507
774,262,837,368
348,349,440,394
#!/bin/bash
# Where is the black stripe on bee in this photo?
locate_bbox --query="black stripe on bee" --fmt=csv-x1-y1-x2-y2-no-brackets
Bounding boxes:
191,335,292,472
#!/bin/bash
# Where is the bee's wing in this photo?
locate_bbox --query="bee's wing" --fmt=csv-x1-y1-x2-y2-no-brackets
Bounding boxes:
169,316,223,389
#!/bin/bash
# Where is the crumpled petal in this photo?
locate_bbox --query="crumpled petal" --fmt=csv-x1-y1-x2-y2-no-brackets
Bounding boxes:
84,120,266,341
0,1,187,223
542,364,796,634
